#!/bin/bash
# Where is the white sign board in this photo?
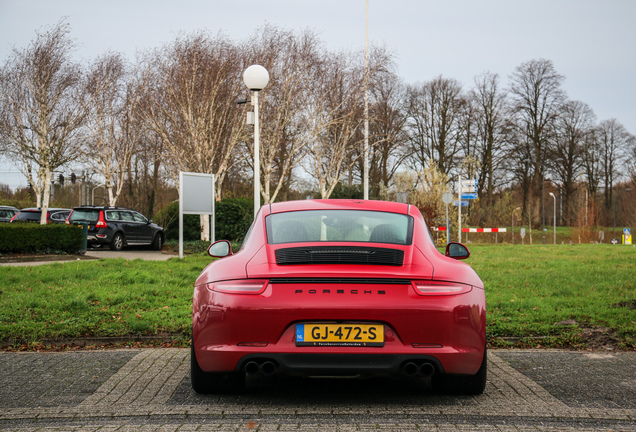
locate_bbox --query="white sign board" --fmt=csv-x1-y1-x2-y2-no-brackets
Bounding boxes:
179,172,214,258
181,173,214,214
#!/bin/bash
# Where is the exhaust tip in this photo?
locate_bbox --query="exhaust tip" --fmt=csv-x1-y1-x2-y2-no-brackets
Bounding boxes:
420,362,435,377
261,361,276,376
402,362,419,377
244,361,260,375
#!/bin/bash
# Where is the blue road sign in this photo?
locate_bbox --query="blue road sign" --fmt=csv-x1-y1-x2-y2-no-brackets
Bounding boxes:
461,193,478,200
453,200,468,207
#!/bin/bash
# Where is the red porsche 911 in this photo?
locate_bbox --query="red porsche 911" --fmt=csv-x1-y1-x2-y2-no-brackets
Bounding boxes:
192,199,486,394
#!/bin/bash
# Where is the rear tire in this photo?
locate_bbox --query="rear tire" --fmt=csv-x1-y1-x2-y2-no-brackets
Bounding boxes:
190,341,244,394
432,346,487,395
110,233,124,251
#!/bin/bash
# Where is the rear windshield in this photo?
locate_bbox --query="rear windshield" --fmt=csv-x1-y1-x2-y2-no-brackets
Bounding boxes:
69,210,100,223
266,210,413,245
13,211,41,222
0,209,18,218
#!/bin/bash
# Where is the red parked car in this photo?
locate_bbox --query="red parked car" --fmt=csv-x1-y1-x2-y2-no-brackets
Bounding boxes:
192,199,486,394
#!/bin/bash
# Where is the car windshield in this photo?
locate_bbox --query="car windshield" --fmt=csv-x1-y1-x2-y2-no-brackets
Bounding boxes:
69,209,100,223
266,210,413,245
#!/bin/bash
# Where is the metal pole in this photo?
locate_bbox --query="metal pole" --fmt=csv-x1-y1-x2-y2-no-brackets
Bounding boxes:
253,91,260,217
542,180,546,244
553,195,556,244
512,210,515,245
458,176,462,243
363,0,369,200
613,190,616,241
179,172,183,259
446,203,449,246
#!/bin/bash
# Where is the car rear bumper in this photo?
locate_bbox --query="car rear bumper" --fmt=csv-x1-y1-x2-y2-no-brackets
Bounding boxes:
194,343,483,377
193,281,486,377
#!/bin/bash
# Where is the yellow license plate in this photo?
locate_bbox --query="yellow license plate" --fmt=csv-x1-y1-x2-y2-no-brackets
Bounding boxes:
296,323,384,346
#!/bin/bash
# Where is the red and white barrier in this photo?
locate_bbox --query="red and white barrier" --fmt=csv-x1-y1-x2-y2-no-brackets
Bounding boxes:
433,227,507,233
462,227,507,233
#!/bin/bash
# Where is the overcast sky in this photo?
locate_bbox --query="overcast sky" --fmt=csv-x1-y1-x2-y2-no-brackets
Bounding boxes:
1,0,635,189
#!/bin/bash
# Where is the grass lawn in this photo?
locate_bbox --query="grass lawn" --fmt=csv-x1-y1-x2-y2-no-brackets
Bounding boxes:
0,244,634,350
469,244,635,350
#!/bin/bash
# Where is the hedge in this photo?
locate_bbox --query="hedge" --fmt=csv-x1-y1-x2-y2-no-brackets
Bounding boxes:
153,197,253,243
0,223,84,254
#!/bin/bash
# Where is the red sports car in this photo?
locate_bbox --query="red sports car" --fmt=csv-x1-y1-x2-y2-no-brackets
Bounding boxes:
192,199,486,394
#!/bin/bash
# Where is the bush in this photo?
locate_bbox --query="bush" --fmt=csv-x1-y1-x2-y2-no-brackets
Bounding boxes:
153,201,201,241
215,197,253,242
153,197,253,243
329,183,363,199
0,224,83,254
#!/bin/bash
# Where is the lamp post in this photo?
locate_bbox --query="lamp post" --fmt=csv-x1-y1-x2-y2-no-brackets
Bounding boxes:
243,65,270,218
92,184,105,206
549,192,556,244
363,0,369,200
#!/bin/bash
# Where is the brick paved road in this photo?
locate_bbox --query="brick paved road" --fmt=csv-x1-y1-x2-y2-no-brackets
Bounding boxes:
0,349,634,431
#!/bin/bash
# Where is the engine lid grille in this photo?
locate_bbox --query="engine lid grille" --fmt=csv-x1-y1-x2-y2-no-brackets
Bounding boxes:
275,246,404,266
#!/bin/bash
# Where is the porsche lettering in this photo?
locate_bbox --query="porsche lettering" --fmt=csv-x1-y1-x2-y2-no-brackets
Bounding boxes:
294,289,386,294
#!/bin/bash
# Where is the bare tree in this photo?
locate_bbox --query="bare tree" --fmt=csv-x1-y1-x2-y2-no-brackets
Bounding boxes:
596,119,635,212
470,73,509,208
243,26,324,204
139,32,246,239
508,59,565,226
406,76,465,176
83,53,141,206
550,100,595,225
0,21,86,223
367,54,409,190
302,51,364,198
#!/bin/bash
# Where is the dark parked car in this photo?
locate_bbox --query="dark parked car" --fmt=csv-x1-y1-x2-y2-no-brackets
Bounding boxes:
66,206,165,251
0,205,19,223
10,207,71,224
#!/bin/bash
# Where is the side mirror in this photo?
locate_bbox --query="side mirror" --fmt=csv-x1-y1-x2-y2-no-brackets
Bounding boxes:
208,240,233,258
445,242,470,260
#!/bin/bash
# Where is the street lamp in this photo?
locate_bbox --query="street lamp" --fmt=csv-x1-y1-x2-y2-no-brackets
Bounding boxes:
243,65,270,217
549,192,556,244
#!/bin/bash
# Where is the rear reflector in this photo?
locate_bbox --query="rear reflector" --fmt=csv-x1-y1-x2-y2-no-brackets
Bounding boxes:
412,343,443,348
237,342,269,347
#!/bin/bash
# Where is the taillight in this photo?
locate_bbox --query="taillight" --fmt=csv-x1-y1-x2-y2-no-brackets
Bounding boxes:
208,279,269,294
65,211,72,225
411,281,472,296
10,214,17,223
96,211,107,228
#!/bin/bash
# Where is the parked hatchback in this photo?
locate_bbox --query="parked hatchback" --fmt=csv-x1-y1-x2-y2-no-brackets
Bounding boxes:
0,205,19,223
10,207,72,224
67,206,165,251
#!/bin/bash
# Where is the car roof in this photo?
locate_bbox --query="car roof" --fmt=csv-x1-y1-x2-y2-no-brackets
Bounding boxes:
72,206,132,210
266,199,410,215
19,207,71,212
0,205,18,210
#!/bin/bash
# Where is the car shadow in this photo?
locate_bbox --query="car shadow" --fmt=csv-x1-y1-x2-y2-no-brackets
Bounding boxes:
171,374,476,406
